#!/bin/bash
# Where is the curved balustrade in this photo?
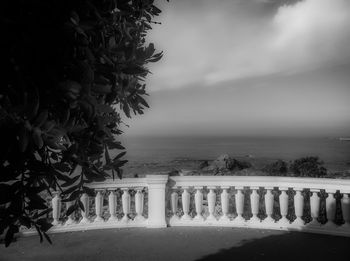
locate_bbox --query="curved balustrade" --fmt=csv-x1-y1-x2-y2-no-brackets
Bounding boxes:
168,176,350,236
21,175,350,237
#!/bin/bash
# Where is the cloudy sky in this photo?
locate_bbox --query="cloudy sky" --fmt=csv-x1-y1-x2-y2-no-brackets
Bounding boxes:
124,0,350,137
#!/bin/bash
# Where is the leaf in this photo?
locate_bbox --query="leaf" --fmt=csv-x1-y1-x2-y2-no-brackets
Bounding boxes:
34,225,43,243
32,127,44,149
148,51,163,62
123,103,131,118
62,190,80,202
104,146,111,165
43,232,52,244
78,199,85,212
33,208,52,219
137,95,149,108
66,204,76,216
37,218,53,232
113,151,126,162
105,140,125,150
61,185,79,195
5,225,18,247
61,175,80,187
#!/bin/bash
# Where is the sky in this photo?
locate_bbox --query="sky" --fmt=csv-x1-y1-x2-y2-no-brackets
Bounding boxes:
123,0,350,137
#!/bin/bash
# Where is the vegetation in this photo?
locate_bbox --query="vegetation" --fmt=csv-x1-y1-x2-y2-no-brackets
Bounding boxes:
290,156,327,177
261,157,327,177
226,158,252,171
262,160,288,176
0,0,165,246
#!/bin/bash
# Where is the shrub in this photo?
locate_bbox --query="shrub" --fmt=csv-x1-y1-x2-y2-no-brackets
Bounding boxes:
262,160,288,176
290,156,327,177
226,158,252,171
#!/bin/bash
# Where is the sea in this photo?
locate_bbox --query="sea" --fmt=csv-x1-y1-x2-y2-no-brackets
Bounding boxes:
118,136,350,177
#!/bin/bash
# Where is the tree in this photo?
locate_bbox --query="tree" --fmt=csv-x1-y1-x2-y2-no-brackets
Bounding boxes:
0,0,166,247
290,156,327,177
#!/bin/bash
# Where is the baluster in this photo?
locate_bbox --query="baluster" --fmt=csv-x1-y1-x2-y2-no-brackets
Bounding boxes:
249,187,260,224
325,189,336,227
80,193,90,224
94,190,104,223
135,188,145,222
65,201,75,225
207,187,217,221
341,193,350,228
52,192,61,226
310,189,320,226
234,186,245,223
278,187,289,226
263,187,274,224
194,187,204,221
181,187,191,221
108,190,118,222
170,188,180,221
121,188,131,223
293,188,305,226
220,187,230,222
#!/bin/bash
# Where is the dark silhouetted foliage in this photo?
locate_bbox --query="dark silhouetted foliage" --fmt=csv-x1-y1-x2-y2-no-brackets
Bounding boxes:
226,158,252,171
262,160,288,176
290,156,327,177
0,0,165,246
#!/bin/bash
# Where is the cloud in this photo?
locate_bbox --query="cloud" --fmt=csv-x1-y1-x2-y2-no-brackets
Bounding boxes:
146,0,350,90
270,0,350,72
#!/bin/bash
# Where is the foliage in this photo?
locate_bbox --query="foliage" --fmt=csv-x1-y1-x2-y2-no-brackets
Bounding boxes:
226,158,252,171
290,156,327,177
262,160,288,176
0,0,165,246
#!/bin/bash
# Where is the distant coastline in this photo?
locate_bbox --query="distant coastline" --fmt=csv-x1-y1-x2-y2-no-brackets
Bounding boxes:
120,136,350,178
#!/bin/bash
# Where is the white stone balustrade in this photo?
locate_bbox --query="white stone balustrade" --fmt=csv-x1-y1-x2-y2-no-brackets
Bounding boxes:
108,190,118,222
293,188,304,226
170,188,179,222
234,187,245,223
249,187,260,224
207,187,217,222
263,187,274,224
220,187,230,222
94,190,104,223
278,187,289,226
51,192,61,226
194,187,204,221
325,189,336,227
22,175,350,237
309,189,320,226
181,187,191,221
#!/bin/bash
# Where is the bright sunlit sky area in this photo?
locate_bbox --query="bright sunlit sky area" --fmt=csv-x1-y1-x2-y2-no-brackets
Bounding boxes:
123,0,350,137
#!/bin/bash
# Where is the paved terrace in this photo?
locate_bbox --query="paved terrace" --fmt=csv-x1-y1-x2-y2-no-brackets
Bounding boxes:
1,227,349,261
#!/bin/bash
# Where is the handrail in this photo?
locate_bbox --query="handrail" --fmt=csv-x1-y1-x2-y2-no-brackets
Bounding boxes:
169,176,350,192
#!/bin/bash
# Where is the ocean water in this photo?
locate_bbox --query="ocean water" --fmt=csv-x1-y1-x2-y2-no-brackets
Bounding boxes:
119,136,350,175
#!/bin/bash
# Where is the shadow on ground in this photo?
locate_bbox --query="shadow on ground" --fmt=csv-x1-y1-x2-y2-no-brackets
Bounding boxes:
196,232,350,261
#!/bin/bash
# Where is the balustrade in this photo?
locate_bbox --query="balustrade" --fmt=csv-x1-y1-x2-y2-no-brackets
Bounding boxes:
234,187,245,223
21,175,350,237
263,187,274,224
249,187,260,224
194,187,204,221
